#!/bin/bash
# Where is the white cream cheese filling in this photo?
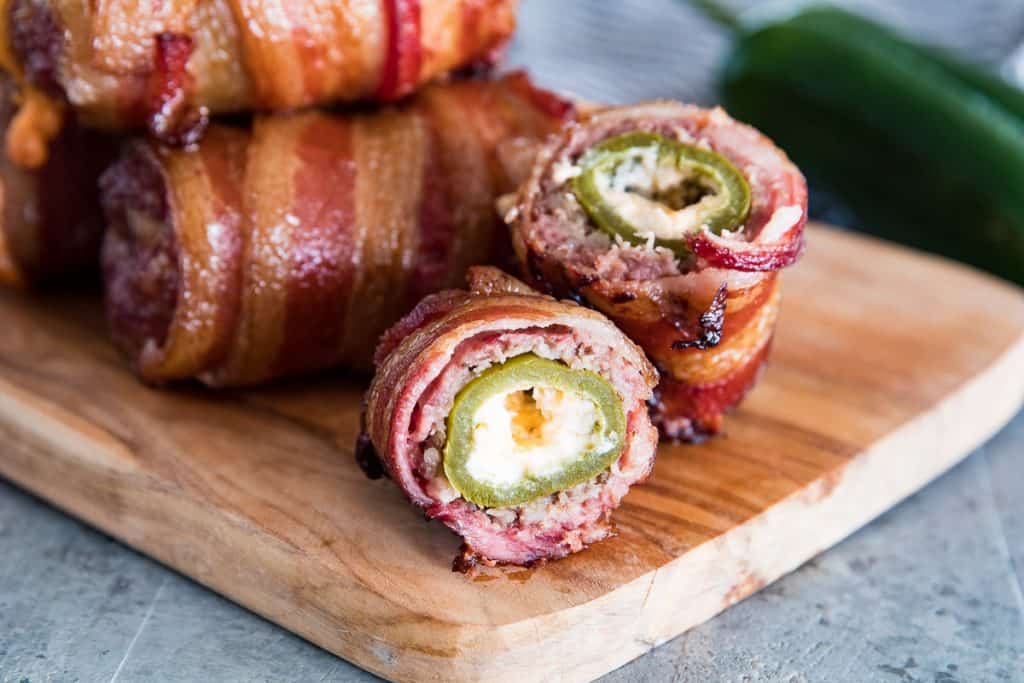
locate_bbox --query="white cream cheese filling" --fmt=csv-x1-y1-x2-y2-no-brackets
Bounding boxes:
463,385,611,488
587,145,723,240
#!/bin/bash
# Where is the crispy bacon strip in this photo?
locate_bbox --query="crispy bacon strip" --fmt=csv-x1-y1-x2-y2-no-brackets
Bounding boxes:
361,266,658,569
376,0,422,101
510,102,808,440
101,74,571,386
145,32,207,146
3,0,517,142
0,78,112,286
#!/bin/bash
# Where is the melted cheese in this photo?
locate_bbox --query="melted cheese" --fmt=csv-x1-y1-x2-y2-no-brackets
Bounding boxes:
592,145,720,240
550,155,582,184
463,386,611,488
6,88,64,168
603,188,719,241
0,3,66,169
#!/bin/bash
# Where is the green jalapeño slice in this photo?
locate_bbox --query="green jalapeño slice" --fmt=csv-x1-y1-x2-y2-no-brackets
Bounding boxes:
570,131,751,256
443,354,626,509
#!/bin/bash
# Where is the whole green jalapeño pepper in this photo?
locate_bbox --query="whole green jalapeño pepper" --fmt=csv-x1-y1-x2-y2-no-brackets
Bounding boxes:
443,354,626,509
570,131,751,256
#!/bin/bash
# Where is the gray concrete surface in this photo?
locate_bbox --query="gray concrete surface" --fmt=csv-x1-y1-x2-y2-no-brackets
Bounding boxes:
2,412,1021,682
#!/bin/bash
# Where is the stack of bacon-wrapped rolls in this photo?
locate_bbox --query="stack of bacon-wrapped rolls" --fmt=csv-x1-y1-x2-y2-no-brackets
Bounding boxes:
0,0,806,570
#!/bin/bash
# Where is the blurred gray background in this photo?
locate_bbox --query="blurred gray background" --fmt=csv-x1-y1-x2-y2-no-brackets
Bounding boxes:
2,2,1023,682
509,0,1024,105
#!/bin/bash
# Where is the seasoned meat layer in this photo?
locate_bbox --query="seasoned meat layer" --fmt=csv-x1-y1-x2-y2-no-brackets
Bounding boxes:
510,102,807,439
362,267,658,569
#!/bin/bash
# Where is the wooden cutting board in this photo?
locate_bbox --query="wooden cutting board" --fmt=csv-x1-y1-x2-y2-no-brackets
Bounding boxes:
0,224,1022,683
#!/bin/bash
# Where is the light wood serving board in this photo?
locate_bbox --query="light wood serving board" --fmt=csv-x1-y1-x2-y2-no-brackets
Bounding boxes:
0,224,1022,683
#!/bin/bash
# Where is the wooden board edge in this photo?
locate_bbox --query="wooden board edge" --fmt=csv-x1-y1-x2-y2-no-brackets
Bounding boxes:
1,327,1022,683
0,326,1022,683
0,228,1021,683
0,379,478,681
416,327,1024,683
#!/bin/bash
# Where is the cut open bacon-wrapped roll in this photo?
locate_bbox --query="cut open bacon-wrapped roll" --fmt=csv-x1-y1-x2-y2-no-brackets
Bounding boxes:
0,77,111,287
360,266,658,570
0,0,518,149
509,102,807,441
101,73,572,386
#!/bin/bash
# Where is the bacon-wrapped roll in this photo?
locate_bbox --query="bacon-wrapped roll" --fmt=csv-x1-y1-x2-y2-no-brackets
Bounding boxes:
1,0,517,148
102,73,571,386
509,102,807,441
0,78,110,286
360,266,657,570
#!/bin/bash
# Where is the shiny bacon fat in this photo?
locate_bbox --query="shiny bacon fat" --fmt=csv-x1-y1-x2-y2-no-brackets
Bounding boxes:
100,73,572,386
2,0,519,144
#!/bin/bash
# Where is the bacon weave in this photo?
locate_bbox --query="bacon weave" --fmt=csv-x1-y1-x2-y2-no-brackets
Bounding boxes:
101,74,571,385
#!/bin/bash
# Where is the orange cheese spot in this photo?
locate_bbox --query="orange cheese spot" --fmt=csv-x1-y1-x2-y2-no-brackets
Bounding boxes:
6,87,63,168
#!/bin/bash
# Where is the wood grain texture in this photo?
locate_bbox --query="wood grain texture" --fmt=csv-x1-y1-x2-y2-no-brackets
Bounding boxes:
0,224,1022,683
